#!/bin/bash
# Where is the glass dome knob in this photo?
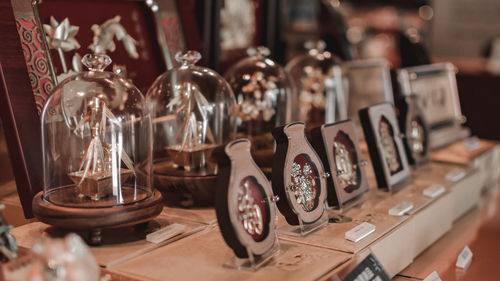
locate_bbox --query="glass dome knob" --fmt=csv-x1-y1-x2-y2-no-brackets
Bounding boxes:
175,51,202,67
247,46,271,58
82,53,112,72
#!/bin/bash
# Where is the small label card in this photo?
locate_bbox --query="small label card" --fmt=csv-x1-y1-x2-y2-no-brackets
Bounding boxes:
456,245,473,269
423,184,446,198
464,136,481,151
341,254,391,281
423,270,442,281
146,223,186,244
445,169,466,183
388,201,413,216
345,222,376,242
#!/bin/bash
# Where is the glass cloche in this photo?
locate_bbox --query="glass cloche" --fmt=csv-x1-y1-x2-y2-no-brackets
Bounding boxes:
146,51,237,206
285,40,346,128
37,53,163,244
224,46,296,171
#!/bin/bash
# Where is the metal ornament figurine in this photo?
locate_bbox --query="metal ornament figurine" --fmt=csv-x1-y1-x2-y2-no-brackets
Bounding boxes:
272,122,328,226
0,205,17,262
43,16,81,77
68,96,135,201
89,15,139,59
213,139,279,261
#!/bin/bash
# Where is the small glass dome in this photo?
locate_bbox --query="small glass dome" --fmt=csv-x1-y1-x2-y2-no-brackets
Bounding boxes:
285,40,344,128
41,54,153,207
224,46,296,169
146,51,237,205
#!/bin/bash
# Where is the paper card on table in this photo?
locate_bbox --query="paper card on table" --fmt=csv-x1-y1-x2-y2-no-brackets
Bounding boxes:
445,169,466,183
345,222,375,243
456,245,473,269
423,184,446,198
423,270,442,281
388,201,413,217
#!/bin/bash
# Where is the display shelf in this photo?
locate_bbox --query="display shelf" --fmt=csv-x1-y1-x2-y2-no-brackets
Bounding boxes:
278,190,409,254
398,185,500,281
109,225,351,281
10,208,206,268
431,139,500,189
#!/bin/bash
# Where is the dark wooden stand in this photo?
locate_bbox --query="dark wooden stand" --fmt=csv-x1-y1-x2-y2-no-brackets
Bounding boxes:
32,191,163,245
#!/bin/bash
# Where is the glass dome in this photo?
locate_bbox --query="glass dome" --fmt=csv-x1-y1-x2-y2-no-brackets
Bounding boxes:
224,46,296,169
146,51,237,206
41,53,153,208
285,40,344,128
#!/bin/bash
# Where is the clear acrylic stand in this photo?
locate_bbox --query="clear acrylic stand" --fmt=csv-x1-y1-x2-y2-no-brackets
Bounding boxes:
278,203,329,236
223,235,280,271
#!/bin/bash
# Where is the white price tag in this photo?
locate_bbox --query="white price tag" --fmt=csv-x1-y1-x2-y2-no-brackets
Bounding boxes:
464,136,481,151
445,169,466,183
345,222,375,242
388,201,413,216
146,223,186,244
423,184,446,198
456,245,473,269
423,271,442,281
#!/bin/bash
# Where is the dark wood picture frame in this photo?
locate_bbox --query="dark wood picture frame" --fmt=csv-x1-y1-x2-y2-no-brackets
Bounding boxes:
0,1,45,218
310,120,369,208
359,102,410,190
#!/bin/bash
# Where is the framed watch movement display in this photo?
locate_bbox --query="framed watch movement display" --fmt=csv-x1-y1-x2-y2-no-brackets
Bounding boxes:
272,122,328,236
397,63,469,148
359,102,410,190
342,58,394,128
310,120,369,209
397,95,430,166
213,138,279,269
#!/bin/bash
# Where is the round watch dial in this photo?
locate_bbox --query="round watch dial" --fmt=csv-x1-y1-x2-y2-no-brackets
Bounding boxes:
290,153,320,212
379,116,403,175
237,176,269,242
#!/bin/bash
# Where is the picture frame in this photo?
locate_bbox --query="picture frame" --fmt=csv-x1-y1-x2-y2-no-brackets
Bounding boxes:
0,1,45,218
32,0,181,93
397,95,430,166
213,0,281,73
342,58,394,127
359,102,410,190
213,138,279,262
310,120,369,209
397,63,469,148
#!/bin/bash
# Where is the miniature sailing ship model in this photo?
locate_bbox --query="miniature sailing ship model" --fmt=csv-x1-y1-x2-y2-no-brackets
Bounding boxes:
146,51,237,206
33,53,162,245
67,96,136,201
